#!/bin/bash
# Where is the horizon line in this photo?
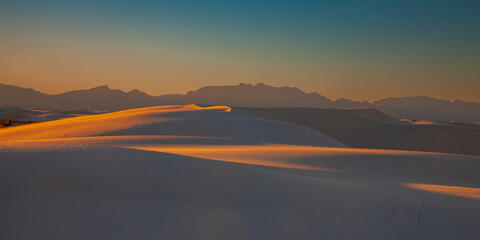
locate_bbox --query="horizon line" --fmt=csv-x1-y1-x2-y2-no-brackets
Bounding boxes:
1,81,478,104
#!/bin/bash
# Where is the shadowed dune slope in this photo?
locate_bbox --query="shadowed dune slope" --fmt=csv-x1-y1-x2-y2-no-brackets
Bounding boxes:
241,107,480,156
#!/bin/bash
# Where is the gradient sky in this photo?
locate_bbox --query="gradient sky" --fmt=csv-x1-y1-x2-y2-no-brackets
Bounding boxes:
1,0,479,101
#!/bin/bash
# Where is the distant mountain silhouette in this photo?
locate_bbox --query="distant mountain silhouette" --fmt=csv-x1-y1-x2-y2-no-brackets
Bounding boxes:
0,84,162,111
373,96,480,123
1,82,479,122
185,83,333,107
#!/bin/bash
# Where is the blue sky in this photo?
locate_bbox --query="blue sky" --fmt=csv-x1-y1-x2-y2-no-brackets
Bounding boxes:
1,0,479,100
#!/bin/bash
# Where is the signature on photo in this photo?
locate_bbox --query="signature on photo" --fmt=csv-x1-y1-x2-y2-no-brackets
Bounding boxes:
382,194,447,224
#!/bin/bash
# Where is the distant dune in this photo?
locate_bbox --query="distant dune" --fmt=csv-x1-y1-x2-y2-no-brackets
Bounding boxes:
0,106,96,123
1,105,479,239
241,107,480,156
2,82,479,122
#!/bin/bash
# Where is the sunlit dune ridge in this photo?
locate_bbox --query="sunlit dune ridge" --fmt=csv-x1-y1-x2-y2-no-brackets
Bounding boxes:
0,135,228,151
0,104,344,149
405,183,480,200
411,120,437,125
125,144,456,158
124,144,343,171
123,144,477,175
0,104,232,141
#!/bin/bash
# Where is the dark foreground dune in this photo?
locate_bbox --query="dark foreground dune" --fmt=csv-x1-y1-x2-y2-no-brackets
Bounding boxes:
240,107,480,156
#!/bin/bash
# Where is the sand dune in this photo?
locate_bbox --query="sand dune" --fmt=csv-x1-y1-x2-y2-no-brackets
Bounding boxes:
1,105,479,239
241,107,480,156
0,107,95,123
0,104,343,147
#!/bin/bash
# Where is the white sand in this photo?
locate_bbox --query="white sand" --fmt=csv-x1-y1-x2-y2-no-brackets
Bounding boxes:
1,105,479,239
241,107,480,156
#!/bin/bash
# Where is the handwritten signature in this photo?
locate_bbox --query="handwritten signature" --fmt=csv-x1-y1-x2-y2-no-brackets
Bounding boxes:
382,194,447,224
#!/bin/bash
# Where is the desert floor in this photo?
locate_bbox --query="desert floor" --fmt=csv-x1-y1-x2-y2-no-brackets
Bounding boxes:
1,105,479,239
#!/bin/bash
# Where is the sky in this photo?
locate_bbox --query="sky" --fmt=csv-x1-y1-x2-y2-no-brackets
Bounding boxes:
1,0,479,101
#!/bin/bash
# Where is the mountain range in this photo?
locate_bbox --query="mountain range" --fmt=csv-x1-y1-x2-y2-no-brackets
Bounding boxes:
1,82,479,122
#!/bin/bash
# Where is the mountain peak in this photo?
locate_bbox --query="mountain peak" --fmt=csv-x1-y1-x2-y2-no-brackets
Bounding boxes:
128,89,148,96
89,85,111,91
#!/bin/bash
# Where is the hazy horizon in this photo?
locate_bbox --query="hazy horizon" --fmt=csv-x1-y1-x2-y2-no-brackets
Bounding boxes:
3,81,480,103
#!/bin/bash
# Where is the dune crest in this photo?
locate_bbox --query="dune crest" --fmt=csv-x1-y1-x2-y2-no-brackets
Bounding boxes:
0,104,344,148
123,144,342,172
0,105,231,141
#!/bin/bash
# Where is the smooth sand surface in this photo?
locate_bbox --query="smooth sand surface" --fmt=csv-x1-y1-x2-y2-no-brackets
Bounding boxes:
1,105,479,239
241,107,480,156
